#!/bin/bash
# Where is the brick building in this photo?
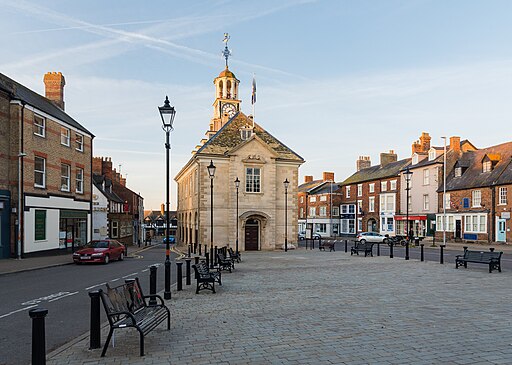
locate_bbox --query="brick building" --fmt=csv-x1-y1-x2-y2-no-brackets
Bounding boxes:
0,72,94,257
339,152,410,236
297,172,342,237
435,141,512,243
92,157,144,246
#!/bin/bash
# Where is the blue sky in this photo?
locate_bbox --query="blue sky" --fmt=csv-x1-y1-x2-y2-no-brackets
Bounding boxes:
2,0,512,209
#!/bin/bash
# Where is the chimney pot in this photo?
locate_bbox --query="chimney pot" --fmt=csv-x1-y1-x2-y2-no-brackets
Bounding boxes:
356,156,371,171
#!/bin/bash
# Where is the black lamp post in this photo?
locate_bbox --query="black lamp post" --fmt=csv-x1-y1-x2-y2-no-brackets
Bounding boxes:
234,177,240,256
207,160,216,268
283,178,290,252
159,96,176,300
404,166,413,261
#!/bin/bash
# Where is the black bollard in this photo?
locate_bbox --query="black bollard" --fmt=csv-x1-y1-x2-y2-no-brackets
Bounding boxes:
420,244,424,262
185,258,191,286
176,262,183,291
205,252,210,269
149,265,157,305
194,256,199,279
463,246,468,252
305,239,308,250
88,291,102,349
199,243,202,255
405,240,410,261
344,240,348,253
440,245,444,264
377,243,380,256
194,243,197,255
214,246,218,265
489,247,495,252
30,308,48,365
188,245,191,257
390,242,394,258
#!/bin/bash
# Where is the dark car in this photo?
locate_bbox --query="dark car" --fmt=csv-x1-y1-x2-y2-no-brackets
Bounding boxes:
73,239,126,264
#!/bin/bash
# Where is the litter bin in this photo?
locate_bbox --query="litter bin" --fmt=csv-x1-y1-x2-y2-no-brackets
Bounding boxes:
414,237,420,246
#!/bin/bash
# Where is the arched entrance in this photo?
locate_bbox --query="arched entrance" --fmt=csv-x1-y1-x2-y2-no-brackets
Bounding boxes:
245,218,259,251
367,218,377,232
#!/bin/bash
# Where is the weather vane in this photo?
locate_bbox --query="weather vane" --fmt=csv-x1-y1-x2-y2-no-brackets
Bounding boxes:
222,32,231,68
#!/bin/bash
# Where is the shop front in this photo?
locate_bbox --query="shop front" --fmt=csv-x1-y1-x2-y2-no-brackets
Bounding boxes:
395,215,427,237
59,210,88,251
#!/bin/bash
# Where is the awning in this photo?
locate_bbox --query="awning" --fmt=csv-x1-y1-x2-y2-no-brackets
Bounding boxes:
395,215,427,221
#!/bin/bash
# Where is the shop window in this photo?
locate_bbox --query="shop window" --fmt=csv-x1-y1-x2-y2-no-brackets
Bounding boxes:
35,210,46,241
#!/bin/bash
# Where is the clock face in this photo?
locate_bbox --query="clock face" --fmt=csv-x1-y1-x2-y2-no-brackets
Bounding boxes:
222,103,237,117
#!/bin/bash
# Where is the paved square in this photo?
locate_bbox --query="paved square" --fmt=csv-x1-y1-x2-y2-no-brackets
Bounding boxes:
48,250,512,364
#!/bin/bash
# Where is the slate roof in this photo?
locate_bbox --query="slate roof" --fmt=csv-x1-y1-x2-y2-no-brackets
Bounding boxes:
0,72,93,136
443,141,512,191
298,179,323,193
196,112,304,162
340,158,411,186
309,181,340,195
93,174,124,203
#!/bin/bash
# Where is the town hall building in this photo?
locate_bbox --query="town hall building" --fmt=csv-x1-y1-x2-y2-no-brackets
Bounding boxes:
175,37,304,251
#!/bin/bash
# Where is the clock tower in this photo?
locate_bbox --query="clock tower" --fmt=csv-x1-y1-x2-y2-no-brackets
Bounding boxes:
208,33,241,136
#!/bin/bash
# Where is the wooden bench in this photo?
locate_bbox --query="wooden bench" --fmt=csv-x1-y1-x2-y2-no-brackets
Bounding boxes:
228,247,241,263
455,249,503,273
99,278,170,357
216,252,235,272
192,261,222,294
319,240,335,252
350,241,374,257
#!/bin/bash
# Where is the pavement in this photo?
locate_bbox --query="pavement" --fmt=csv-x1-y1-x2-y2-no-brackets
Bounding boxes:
40,245,512,365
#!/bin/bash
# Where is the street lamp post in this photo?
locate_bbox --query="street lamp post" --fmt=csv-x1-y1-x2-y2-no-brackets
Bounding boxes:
283,178,290,252
441,137,447,248
159,96,176,300
234,177,240,256
207,160,216,268
404,166,413,261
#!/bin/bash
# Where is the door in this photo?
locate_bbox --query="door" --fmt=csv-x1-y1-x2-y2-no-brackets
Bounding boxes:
455,219,462,239
245,219,259,251
496,219,506,242
367,219,377,232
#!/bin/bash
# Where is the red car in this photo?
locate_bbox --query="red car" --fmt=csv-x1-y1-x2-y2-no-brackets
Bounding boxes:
73,240,126,264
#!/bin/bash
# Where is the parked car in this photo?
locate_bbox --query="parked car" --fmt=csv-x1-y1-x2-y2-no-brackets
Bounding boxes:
356,232,389,244
163,236,176,244
298,231,321,240
73,239,126,264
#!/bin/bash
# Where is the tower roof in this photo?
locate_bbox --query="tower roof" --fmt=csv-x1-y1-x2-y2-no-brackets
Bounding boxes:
217,67,237,79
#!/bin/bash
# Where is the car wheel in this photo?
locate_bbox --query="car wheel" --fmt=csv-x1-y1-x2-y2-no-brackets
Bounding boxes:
383,238,388,244
104,255,110,264
118,252,124,261
360,239,366,244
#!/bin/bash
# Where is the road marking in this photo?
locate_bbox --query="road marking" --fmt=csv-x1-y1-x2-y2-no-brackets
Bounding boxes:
0,305,38,319
110,278,120,282
85,282,106,291
122,272,138,279
22,292,77,305
48,291,78,302
141,269,149,272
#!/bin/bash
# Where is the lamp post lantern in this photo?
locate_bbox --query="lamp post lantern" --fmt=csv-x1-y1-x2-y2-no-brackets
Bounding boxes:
404,166,413,261
159,96,176,300
234,177,240,255
283,178,290,252
207,160,216,268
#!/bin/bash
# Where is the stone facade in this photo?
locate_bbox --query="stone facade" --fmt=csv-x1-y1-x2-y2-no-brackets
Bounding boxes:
175,66,304,251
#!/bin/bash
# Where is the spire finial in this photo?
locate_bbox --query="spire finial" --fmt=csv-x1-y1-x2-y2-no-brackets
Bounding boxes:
222,33,231,68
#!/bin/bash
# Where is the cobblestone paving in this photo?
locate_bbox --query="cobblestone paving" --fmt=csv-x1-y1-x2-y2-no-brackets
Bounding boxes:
47,250,512,365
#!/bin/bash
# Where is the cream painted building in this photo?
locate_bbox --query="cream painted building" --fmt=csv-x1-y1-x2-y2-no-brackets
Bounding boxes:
175,61,304,251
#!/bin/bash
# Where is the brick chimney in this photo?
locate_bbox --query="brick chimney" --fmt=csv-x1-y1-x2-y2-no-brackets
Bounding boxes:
120,177,126,187
449,136,461,153
161,204,165,216
92,157,103,175
322,172,334,182
304,176,313,183
43,72,65,110
101,157,113,180
380,150,397,167
356,156,371,171
411,140,422,155
419,132,431,152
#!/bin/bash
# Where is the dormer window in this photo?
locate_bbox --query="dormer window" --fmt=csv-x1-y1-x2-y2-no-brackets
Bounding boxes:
240,126,253,141
455,167,462,177
412,154,419,165
428,149,436,161
482,161,492,173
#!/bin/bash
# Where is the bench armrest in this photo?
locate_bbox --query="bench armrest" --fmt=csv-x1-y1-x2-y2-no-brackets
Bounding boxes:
106,310,137,324
142,294,166,305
